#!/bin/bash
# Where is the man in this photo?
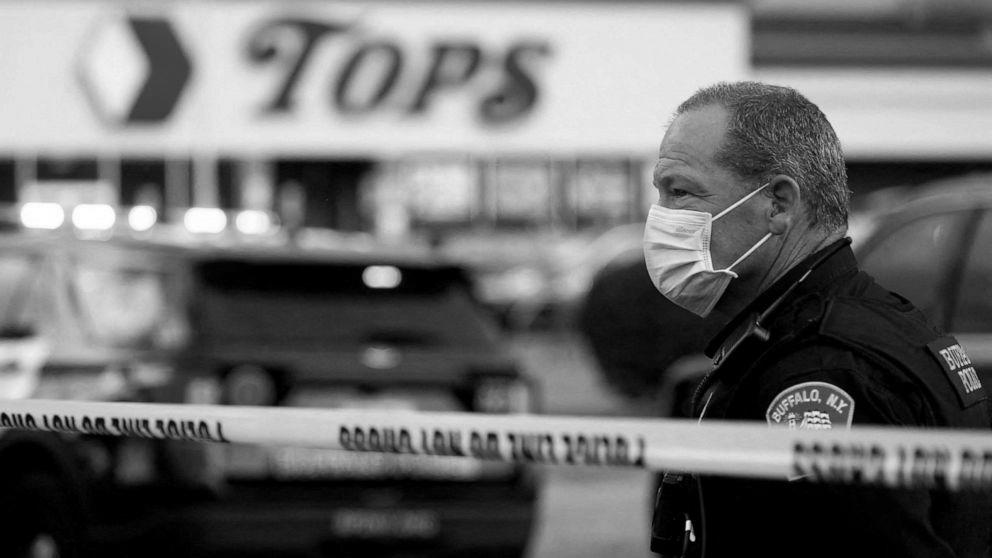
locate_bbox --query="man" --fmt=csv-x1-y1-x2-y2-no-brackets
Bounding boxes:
643,81,992,557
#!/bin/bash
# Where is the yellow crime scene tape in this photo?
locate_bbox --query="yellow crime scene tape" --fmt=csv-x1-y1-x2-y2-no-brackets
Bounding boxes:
2,398,992,491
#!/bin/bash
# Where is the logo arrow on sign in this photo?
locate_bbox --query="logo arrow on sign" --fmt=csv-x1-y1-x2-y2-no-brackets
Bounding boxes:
78,15,193,126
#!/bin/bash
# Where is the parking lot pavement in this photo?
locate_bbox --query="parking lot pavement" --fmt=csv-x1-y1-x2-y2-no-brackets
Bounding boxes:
527,467,655,558
508,330,648,417
509,331,657,558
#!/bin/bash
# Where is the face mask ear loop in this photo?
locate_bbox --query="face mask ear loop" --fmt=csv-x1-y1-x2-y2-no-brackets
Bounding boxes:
726,232,772,272
712,182,769,222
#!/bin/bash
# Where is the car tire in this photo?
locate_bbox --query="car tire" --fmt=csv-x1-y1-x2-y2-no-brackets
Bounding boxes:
0,472,85,558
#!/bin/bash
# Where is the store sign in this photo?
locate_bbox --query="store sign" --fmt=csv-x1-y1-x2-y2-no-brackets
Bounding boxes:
0,2,747,155
245,18,549,125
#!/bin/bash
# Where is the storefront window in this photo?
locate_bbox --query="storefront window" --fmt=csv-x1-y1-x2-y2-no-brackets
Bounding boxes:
489,159,554,227
573,159,634,227
404,159,479,225
0,157,15,205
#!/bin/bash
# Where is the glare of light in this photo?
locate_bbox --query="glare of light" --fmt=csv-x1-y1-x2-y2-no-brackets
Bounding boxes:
362,265,402,289
20,202,65,230
361,345,402,369
128,205,158,232
184,207,227,234
235,210,272,235
225,366,276,407
71,203,117,231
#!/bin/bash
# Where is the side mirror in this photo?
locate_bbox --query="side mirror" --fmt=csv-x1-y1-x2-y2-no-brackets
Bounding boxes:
0,327,49,399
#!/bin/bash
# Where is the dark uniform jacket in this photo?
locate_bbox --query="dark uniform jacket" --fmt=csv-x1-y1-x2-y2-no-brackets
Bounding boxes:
684,238,992,558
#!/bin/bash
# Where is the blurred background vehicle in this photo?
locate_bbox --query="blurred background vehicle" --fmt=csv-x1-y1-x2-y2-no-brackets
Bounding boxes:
0,0,990,557
0,215,537,558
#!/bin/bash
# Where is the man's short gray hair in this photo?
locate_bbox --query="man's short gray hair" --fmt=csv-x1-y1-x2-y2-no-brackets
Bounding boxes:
676,81,850,231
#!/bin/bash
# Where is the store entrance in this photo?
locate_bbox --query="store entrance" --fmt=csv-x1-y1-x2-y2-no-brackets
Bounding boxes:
274,160,373,231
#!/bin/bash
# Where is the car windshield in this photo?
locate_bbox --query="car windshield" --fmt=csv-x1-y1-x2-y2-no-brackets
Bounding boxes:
193,259,500,350
952,210,992,333
859,210,971,328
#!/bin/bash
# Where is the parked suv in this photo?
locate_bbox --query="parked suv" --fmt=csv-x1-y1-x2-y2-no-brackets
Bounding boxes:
0,228,538,558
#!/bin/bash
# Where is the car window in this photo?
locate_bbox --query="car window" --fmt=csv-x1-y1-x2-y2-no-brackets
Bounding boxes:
0,253,41,334
860,210,972,327
193,260,500,350
952,210,992,333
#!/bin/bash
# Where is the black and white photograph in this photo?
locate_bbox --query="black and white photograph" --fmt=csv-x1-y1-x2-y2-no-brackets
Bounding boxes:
0,1,990,557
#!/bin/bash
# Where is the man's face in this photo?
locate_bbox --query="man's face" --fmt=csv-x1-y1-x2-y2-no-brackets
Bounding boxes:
652,103,770,274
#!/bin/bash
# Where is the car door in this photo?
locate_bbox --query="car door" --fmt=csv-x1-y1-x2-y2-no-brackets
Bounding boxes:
0,241,50,398
947,207,992,385
858,208,977,332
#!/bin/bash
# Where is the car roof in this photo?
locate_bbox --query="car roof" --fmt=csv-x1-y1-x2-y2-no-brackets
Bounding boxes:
0,228,457,270
861,172,992,225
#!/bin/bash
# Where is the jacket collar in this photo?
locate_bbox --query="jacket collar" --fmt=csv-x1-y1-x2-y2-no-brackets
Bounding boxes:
704,237,856,359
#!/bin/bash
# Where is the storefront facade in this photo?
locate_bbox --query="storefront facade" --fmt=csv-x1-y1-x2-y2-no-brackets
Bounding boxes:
0,1,747,238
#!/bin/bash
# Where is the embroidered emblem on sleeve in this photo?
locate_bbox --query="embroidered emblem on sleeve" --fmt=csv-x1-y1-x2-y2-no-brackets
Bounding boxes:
765,381,854,430
926,336,987,409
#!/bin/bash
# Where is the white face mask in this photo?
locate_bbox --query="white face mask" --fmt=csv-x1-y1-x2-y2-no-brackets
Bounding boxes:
643,183,772,317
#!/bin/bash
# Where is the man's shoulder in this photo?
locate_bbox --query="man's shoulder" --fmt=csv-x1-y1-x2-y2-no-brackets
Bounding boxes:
751,320,989,428
771,266,943,367
827,268,941,334
746,347,934,428
754,341,916,394
743,273,948,427
814,285,946,371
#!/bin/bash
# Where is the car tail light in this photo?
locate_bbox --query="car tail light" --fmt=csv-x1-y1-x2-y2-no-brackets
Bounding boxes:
185,376,222,405
223,365,278,406
473,376,534,414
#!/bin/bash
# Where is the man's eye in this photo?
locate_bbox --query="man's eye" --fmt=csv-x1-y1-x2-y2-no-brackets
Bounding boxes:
670,188,689,198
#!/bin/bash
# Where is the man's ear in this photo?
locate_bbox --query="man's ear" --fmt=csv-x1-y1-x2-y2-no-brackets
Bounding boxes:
767,175,801,235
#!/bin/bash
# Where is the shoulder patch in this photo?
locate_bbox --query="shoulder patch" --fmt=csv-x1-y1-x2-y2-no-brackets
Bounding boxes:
926,337,986,409
766,381,854,430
